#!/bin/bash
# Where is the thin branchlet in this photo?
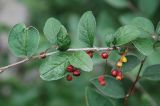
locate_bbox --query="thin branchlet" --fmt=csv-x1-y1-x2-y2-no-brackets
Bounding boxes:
0,47,118,73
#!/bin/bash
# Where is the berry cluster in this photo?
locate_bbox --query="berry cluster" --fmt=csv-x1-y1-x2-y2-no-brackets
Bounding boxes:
98,75,106,86
66,65,81,81
111,49,128,80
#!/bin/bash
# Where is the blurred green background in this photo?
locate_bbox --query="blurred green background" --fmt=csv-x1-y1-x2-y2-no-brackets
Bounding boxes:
0,0,160,106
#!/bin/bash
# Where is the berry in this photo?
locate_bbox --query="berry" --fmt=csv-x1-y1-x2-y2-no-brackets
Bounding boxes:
100,80,106,86
86,51,93,58
111,69,118,77
120,56,127,63
66,74,73,81
98,75,105,81
116,61,123,67
67,65,74,72
116,70,123,80
39,52,46,59
101,52,109,59
73,70,81,76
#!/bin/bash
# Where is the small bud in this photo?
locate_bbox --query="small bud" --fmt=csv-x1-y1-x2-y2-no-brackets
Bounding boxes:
116,61,123,67
39,52,46,59
120,56,127,63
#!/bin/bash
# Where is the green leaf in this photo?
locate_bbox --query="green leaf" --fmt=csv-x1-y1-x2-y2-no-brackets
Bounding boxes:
131,17,154,36
107,50,121,66
156,20,160,35
122,55,140,73
142,64,160,81
8,23,39,57
86,87,114,106
105,34,114,46
119,13,137,25
39,53,69,81
43,18,61,44
138,0,160,17
69,51,93,72
90,75,125,98
57,25,71,51
132,38,154,56
104,0,128,8
78,11,96,47
114,25,140,46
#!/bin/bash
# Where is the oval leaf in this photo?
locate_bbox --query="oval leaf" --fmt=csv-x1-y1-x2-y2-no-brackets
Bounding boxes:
69,51,93,72
57,25,71,51
43,18,61,44
132,38,154,56
122,55,140,73
40,53,69,81
114,25,140,46
78,11,96,47
86,87,114,106
131,17,154,36
156,20,160,35
8,23,39,57
142,64,160,81
90,75,125,98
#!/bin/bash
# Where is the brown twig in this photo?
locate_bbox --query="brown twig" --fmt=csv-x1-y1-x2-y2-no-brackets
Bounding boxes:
124,56,147,106
0,47,118,73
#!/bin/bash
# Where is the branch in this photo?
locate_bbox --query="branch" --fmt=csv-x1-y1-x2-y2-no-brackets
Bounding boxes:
0,47,117,73
124,56,147,106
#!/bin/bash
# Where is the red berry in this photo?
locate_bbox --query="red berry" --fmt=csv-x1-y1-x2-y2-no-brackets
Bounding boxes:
39,52,46,59
73,70,81,76
66,74,73,81
111,69,118,77
101,52,109,59
67,65,74,72
100,80,106,86
86,51,93,58
98,75,105,81
116,70,123,80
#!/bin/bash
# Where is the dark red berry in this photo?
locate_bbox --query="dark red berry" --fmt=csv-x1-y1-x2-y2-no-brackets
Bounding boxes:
100,80,106,86
67,65,74,72
86,51,93,58
66,74,73,81
73,70,81,76
117,70,122,76
39,52,46,59
101,52,109,59
111,69,118,77
98,75,105,81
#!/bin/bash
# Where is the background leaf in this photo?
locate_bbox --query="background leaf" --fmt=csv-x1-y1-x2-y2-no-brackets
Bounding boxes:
104,0,128,8
142,64,160,81
43,18,61,44
40,53,69,81
114,25,140,46
69,51,93,72
132,38,154,56
122,55,140,73
90,75,125,98
138,0,160,17
57,25,71,51
86,87,114,106
78,11,96,47
8,23,39,57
